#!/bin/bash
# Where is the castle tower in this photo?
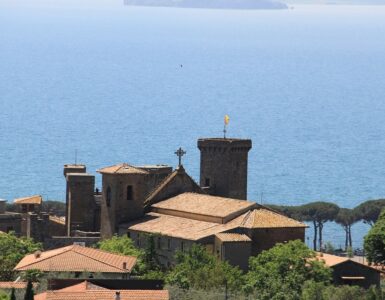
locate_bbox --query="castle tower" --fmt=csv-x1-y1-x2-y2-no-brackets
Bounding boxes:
64,164,96,235
98,164,172,238
198,138,252,200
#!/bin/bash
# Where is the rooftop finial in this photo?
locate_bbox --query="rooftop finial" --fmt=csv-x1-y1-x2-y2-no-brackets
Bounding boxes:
223,115,230,138
174,147,186,167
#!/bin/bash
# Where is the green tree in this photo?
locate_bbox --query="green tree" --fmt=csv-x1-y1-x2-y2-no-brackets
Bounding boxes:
334,208,358,250
0,290,9,300
166,244,244,291
10,288,15,300
244,240,331,299
299,202,339,250
97,235,142,257
0,233,42,281
354,199,385,226
24,280,34,300
364,209,385,265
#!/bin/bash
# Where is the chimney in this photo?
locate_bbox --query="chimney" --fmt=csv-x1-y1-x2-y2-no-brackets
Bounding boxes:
34,251,42,259
115,291,121,300
122,262,127,270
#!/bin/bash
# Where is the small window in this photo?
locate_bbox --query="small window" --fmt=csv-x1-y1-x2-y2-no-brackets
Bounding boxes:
137,234,141,247
106,187,111,207
157,237,161,249
6,226,13,233
205,178,210,187
167,239,171,251
126,186,133,201
181,241,185,252
22,204,27,213
127,232,131,238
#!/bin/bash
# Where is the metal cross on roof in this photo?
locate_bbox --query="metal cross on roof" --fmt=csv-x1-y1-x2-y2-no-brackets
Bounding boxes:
175,147,186,167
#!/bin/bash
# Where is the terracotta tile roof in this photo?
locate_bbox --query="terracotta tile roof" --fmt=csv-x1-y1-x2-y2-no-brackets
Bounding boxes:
35,281,169,300
14,195,42,205
241,209,307,228
215,233,251,242
0,281,29,289
315,253,349,267
35,290,169,300
151,193,256,220
126,212,243,241
97,164,149,175
49,216,65,225
14,245,137,273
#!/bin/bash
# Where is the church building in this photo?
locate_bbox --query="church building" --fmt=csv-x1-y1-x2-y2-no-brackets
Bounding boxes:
64,137,306,270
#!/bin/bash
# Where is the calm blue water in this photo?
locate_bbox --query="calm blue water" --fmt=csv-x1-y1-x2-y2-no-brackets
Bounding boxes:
1,0,385,247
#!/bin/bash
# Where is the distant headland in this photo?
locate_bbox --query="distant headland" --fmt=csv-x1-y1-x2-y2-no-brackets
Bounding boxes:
123,0,288,9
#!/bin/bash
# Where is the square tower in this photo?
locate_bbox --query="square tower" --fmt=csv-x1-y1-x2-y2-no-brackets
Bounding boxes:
198,138,252,200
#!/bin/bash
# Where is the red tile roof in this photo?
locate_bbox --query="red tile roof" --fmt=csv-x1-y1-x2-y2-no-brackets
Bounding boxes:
34,281,169,300
14,195,42,205
14,245,137,273
97,164,149,175
0,282,29,289
215,233,251,242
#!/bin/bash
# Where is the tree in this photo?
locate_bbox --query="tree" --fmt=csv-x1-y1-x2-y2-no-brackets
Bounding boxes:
244,240,331,299
334,208,358,250
354,200,385,226
10,288,15,300
364,209,385,265
24,280,34,300
0,290,9,300
166,244,244,291
0,233,42,281
299,202,339,250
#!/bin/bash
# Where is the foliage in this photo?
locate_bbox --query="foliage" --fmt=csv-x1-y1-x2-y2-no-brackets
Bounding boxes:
354,200,385,226
10,289,15,300
324,242,334,254
97,234,164,277
24,281,34,300
21,269,44,282
346,246,353,258
299,202,339,251
335,208,358,250
244,240,332,299
302,281,371,300
41,200,66,216
0,233,42,281
166,244,244,291
0,290,9,300
364,209,385,264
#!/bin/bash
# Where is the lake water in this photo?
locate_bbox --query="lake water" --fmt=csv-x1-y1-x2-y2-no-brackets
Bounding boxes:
1,0,385,248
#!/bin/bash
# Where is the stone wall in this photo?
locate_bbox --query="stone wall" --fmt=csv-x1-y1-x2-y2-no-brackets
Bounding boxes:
198,138,252,200
43,236,100,250
248,227,305,256
0,213,22,235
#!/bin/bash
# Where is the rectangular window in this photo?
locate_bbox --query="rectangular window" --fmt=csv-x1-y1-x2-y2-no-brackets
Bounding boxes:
127,232,131,238
22,204,27,213
181,241,185,252
157,237,161,249
205,178,210,187
136,234,141,247
127,186,133,201
167,239,171,251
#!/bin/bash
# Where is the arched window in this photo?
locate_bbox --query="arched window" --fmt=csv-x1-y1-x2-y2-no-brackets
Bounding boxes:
106,187,111,207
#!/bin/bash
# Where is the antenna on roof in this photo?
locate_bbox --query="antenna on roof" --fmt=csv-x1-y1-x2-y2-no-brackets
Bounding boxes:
75,149,78,165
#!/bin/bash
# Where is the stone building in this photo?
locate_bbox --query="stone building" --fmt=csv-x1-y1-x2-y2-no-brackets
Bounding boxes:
0,199,21,234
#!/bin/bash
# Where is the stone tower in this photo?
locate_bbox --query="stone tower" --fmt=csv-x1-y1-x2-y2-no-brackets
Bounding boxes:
64,164,96,235
98,164,172,238
198,138,252,200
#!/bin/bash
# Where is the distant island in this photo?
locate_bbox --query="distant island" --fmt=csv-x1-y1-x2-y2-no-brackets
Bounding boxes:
123,0,288,9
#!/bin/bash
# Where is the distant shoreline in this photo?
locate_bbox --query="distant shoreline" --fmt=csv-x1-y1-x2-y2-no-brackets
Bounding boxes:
123,0,288,10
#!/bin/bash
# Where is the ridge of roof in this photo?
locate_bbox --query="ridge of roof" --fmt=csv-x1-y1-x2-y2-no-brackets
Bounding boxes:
144,166,203,208
14,245,75,270
14,195,42,205
71,245,136,272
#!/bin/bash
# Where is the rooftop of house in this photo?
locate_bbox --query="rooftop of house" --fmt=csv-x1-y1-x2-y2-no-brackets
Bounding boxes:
14,245,137,273
215,233,252,242
14,195,42,205
35,281,169,300
97,163,149,175
151,192,256,221
125,206,306,241
0,281,32,289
